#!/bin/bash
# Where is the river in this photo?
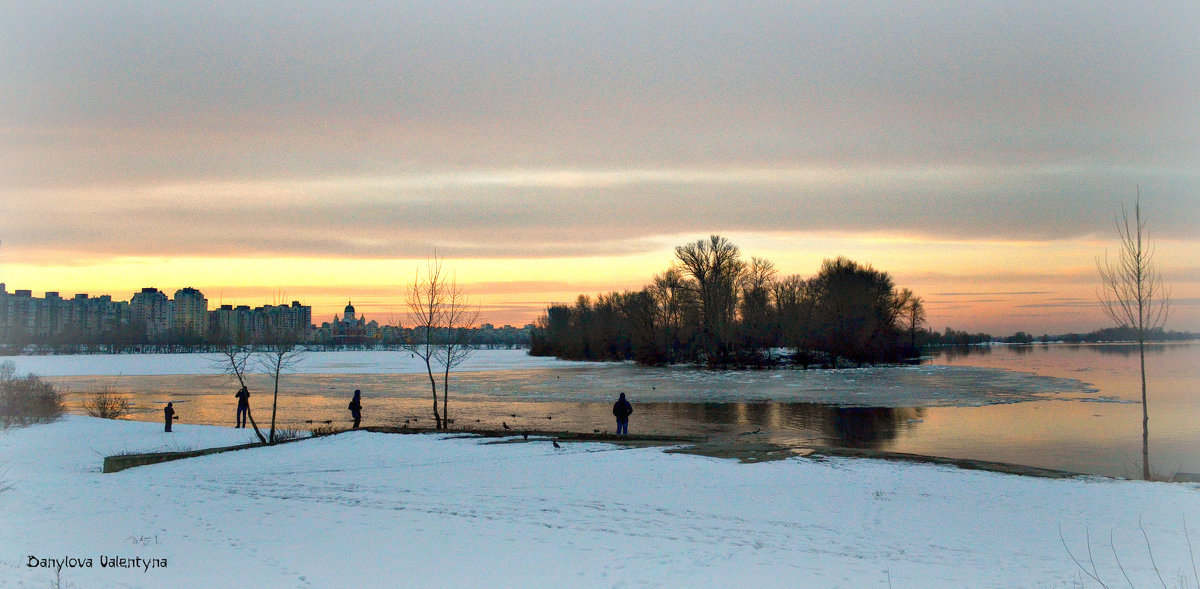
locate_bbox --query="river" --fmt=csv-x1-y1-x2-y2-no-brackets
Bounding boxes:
8,342,1197,478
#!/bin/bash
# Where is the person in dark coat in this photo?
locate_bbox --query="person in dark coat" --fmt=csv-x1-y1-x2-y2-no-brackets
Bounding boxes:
234,386,250,428
164,402,177,433
612,393,633,435
348,389,362,429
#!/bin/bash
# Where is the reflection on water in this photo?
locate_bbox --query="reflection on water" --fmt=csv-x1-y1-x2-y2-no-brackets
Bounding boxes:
928,342,1200,478
54,381,921,451
638,403,923,449
1060,342,1183,357
830,407,924,448
43,342,1200,478
936,341,1188,360
934,345,995,360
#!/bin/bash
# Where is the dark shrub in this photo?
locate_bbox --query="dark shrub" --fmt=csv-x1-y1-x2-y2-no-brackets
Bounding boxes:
1,361,66,427
84,388,133,419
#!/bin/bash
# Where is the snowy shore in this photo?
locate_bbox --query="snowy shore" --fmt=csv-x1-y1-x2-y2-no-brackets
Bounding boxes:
2,416,1198,588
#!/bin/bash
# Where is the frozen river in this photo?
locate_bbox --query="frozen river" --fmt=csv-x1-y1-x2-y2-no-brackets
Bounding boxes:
6,343,1198,478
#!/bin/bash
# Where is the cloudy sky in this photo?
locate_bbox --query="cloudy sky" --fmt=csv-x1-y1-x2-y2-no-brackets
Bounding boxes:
2,1,1197,334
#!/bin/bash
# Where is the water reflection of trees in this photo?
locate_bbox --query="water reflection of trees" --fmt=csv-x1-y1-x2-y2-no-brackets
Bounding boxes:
651,402,924,449
827,407,923,448
1071,343,1175,358
931,342,1184,362
932,345,994,361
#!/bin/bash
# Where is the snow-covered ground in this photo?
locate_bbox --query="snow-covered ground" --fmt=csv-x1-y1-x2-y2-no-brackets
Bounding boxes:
2,417,1198,588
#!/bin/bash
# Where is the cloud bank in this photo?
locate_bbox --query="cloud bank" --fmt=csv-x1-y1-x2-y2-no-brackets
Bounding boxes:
1,1,1197,331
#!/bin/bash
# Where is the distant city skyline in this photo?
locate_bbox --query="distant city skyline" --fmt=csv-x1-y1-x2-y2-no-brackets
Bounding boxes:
0,282,534,332
2,2,1196,334
0,283,541,350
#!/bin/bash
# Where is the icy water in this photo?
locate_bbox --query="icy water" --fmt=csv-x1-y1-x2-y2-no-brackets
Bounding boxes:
18,342,1200,478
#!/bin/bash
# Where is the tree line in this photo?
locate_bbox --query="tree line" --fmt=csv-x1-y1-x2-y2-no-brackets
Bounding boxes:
0,324,531,356
530,235,926,367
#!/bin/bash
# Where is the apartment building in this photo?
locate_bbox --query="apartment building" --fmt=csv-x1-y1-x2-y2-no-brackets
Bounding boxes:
0,284,313,345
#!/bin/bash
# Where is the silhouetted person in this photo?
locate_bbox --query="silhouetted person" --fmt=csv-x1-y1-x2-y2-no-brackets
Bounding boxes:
612,393,633,435
235,386,250,428
348,389,362,429
164,402,177,433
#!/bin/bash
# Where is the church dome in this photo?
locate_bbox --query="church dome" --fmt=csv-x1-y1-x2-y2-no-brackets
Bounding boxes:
344,301,355,314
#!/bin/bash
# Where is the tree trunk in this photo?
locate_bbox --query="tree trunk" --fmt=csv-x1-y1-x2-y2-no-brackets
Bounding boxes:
247,406,267,443
1140,338,1150,480
269,374,280,443
442,368,450,429
425,357,441,429
233,373,267,443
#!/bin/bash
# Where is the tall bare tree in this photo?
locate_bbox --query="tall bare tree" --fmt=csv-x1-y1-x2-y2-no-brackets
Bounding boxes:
402,255,478,430
895,288,926,353
1096,192,1170,480
738,256,778,360
674,235,746,364
773,274,814,353
404,257,445,429
256,335,307,444
434,275,480,427
651,267,692,362
211,338,267,443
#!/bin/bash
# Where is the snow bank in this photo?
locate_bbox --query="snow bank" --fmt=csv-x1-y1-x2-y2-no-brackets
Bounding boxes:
2,416,1198,587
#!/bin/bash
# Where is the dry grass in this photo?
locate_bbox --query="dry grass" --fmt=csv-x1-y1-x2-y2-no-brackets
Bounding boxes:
310,424,345,437
83,387,133,419
269,428,308,443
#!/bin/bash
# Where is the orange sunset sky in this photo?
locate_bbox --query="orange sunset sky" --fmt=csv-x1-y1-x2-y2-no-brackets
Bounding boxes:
2,2,1197,335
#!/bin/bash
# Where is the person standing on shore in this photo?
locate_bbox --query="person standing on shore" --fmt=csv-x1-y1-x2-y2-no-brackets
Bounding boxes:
348,389,362,429
612,393,633,435
235,386,250,428
164,402,177,433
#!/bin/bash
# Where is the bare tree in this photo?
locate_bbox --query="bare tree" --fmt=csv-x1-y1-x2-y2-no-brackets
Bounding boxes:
402,255,478,430
651,267,693,362
895,288,926,353
403,257,446,429
773,274,815,353
433,274,480,428
674,235,746,364
256,336,307,443
211,339,267,443
1097,192,1170,480
738,256,778,360
651,268,687,332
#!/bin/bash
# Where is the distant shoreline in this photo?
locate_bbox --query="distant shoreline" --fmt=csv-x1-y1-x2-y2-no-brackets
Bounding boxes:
3,338,1196,359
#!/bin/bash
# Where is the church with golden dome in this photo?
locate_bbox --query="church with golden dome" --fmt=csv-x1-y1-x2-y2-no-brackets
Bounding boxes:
330,300,368,344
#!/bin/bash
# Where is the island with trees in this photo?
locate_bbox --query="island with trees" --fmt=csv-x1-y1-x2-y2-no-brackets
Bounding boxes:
530,235,926,368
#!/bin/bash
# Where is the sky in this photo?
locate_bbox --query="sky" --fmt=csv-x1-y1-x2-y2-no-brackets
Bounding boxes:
1,1,1197,334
